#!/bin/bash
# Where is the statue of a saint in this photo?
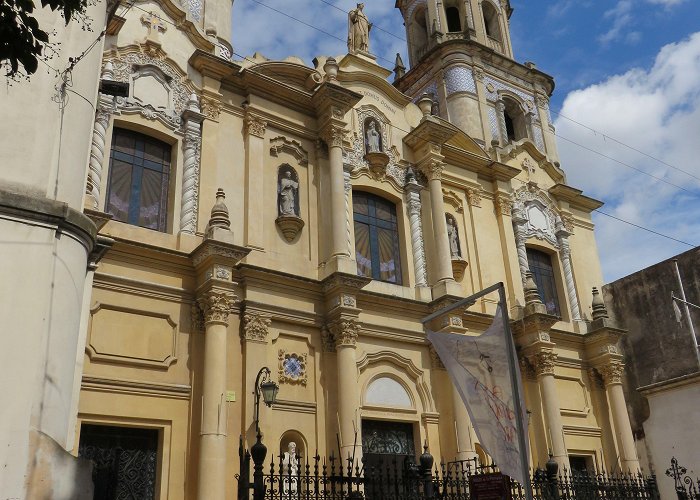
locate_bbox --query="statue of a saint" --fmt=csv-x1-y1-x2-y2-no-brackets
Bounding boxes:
348,3,371,53
447,217,460,258
278,170,299,217
365,121,381,153
282,442,299,496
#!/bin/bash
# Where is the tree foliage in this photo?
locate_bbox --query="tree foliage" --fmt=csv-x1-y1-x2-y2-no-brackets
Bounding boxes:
0,0,89,77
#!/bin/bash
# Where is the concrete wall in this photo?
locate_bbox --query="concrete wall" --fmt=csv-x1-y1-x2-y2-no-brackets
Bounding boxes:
604,247,700,478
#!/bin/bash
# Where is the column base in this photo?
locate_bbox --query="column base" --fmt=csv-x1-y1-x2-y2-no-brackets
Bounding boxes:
431,279,463,300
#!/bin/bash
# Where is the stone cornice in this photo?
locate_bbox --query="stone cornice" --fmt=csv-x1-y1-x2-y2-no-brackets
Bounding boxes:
548,184,604,213
190,239,250,270
403,117,457,151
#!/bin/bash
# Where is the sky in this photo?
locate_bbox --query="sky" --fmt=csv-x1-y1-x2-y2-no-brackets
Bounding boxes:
231,0,700,283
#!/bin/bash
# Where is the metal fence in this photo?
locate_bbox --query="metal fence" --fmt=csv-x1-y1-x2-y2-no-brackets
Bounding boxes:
236,435,661,500
666,457,700,499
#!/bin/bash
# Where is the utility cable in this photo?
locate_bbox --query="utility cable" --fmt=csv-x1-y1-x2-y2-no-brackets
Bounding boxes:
120,5,700,251
551,108,700,182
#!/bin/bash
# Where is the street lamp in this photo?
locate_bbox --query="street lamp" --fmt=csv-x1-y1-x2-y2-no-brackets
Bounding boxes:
251,367,279,500
253,367,279,435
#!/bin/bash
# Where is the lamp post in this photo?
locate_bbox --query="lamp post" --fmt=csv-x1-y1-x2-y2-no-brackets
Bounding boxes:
251,367,279,500
253,366,279,435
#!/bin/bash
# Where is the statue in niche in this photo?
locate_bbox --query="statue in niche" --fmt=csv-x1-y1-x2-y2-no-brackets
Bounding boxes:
365,119,382,154
446,215,461,258
348,3,371,53
277,166,300,217
281,442,299,496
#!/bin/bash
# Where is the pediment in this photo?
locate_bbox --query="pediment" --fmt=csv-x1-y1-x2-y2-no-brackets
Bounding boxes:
252,61,323,92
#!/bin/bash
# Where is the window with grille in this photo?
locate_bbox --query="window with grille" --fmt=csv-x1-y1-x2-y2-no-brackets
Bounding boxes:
527,247,561,317
353,192,402,285
106,128,171,232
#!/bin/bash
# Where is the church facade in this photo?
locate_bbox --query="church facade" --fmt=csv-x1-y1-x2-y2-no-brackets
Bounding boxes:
1,0,643,498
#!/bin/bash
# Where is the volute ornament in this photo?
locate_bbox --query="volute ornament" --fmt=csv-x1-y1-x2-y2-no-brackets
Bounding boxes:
330,319,360,347
530,351,557,377
197,290,238,325
599,362,624,386
242,313,272,342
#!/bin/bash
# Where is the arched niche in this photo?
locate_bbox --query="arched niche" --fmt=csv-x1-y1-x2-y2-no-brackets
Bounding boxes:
280,429,307,463
364,117,383,154
501,95,530,143
482,1,502,42
277,164,300,218
445,213,462,258
444,0,463,32
365,376,413,408
409,6,429,62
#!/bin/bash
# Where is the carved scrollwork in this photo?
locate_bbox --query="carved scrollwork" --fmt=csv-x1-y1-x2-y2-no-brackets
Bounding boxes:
494,192,513,217
242,312,272,343
421,160,444,181
599,361,624,386
466,188,482,208
529,351,557,377
321,126,346,148
278,349,308,385
197,290,238,325
329,319,360,347
245,114,267,138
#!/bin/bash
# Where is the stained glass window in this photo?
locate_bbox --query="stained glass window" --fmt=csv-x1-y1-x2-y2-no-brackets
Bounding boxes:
353,192,402,284
527,247,561,317
106,128,171,232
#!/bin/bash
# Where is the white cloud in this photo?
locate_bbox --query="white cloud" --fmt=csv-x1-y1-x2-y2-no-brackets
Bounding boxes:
555,32,700,282
646,0,687,6
598,0,633,45
231,0,407,69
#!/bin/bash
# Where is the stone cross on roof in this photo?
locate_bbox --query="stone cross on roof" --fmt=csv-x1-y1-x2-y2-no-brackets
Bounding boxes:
141,12,167,41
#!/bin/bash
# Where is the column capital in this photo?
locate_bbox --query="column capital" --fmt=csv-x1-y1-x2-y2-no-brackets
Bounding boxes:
244,113,267,138
320,123,347,148
528,351,558,377
429,345,446,370
197,290,238,326
328,318,360,348
241,311,271,343
466,187,482,208
420,159,444,181
599,361,625,386
493,192,513,217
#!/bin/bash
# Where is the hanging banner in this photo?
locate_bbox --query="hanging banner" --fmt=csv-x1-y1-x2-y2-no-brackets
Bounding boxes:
427,304,529,485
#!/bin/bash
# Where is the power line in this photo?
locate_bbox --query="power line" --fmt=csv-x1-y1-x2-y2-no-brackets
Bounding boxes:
554,133,696,194
122,5,699,252
248,0,399,67
551,108,700,182
593,209,695,247
314,0,407,42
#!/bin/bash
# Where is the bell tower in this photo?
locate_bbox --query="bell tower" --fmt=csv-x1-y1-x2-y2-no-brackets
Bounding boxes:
394,0,559,163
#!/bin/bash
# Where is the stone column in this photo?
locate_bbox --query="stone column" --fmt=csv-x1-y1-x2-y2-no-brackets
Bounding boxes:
530,351,569,470
555,222,581,321
180,94,204,234
330,318,362,460
423,161,453,284
496,99,507,146
85,62,114,209
600,361,640,473
405,176,428,288
244,111,267,250
452,386,478,461
511,206,529,283
343,166,355,259
325,125,349,261
196,289,237,500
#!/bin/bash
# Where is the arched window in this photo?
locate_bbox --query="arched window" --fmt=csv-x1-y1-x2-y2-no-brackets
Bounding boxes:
106,128,171,232
353,192,402,284
526,247,561,317
446,6,462,32
502,97,529,143
482,1,502,41
409,7,428,61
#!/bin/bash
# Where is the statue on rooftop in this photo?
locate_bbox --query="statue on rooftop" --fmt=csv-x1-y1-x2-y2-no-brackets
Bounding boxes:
348,3,371,54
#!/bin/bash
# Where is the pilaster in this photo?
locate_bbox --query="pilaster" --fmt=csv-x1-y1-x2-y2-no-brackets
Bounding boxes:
243,108,268,250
